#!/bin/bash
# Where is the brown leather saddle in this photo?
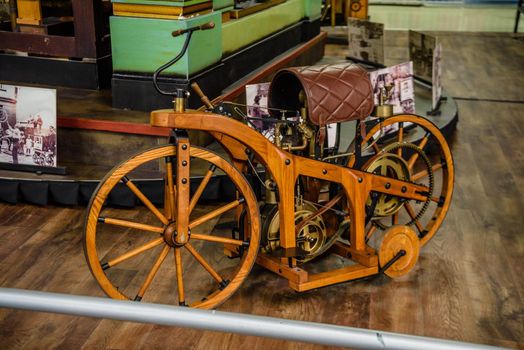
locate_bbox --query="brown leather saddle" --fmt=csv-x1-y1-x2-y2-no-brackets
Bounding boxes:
268,63,374,126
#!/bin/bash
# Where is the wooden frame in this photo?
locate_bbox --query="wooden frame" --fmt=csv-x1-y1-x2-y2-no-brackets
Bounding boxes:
148,110,453,292
83,101,453,307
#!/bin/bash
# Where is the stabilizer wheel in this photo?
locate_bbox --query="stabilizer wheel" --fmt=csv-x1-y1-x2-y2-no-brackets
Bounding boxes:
84,145,260,309
379,225,420,278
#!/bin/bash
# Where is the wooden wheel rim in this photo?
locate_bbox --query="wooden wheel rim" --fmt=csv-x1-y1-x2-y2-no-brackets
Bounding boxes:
379,225,420,278
353,115,454,246
84,145,260,309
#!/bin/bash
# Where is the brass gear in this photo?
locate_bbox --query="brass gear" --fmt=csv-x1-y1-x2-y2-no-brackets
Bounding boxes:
261,202,327,262
364,152,410,216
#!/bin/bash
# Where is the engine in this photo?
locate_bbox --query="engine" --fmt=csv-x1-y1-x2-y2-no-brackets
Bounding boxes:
254,63,375,262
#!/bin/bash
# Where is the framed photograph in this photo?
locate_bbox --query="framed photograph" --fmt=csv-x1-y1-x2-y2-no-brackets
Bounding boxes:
0,84,57,168
348,18,384,65
432,43,443,110
409,30,437,83
245,82,274,141
369,61,415,115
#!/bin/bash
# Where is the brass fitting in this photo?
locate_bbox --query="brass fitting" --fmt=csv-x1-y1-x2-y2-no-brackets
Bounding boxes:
374,84,394,118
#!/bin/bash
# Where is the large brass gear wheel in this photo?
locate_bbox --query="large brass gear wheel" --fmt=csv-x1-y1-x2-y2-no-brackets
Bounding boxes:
348,115,454,247
369,141,434,230
364,151,411,217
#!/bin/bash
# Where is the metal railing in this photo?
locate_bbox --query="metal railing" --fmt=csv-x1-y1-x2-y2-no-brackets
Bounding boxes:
0,288,505,350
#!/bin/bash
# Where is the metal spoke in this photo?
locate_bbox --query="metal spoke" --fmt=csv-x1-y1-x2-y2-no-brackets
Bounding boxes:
123,177,169,225
189,199,242,229
404,203,424,234
392,212,399,225
104,237,164,269
189,165,216,215
372,142,381,154
135,245,170,301
407,135,429,170
165,157,176,221
302,226,312,251
191,233,244,246
431,196,441,203
365,224,377,243
184,242,223,283
100,217,163,234
379,164,387,176
174,247,185,305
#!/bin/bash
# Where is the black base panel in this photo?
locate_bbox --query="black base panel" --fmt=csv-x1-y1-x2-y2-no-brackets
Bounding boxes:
0,53,112,89
0,162,67,175
0,174,262,207
112,19,322,111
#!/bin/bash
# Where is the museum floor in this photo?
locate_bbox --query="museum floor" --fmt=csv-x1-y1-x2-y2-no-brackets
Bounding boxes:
0,31,523,349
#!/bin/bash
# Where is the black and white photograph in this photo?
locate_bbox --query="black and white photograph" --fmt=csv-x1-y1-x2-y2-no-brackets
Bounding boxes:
0,84,57,167
409,30,437,83
347,18,384,64
432,42,443,110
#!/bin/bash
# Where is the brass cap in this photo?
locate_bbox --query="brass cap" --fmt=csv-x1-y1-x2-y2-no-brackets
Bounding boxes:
374,104,394,118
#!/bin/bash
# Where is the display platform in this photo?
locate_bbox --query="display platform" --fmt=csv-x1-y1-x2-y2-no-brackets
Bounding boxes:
0,84,457,206
0,54,112,90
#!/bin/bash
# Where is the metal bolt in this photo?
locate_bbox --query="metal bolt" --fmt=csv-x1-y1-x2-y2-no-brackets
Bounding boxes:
401,186,407,193
322,169,327,175
181,144,188,150
358,177,363,183
181,178,187,184
182,160,187,166
385,183,391,189
285,159,291,165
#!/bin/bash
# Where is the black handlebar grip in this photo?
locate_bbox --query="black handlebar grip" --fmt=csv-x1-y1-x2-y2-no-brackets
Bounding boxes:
198,22,215,31
172,22,215,37
171,29,187,37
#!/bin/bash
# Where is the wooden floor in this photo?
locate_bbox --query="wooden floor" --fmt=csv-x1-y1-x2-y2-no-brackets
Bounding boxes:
1,32,523,349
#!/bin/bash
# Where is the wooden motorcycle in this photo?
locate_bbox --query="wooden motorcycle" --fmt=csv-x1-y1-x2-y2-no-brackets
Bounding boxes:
84,23,454,309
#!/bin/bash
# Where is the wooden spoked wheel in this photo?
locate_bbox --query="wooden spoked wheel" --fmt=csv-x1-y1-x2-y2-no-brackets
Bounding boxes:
350,115,454,247
378,225,420,278
84,145,260,309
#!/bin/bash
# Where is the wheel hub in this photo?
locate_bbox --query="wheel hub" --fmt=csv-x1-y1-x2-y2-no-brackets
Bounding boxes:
365,152,410,216
163,222,189,247
378,225,420,278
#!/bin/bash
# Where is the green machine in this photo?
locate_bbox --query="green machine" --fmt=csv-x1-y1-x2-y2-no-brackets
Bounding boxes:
110,0,323,110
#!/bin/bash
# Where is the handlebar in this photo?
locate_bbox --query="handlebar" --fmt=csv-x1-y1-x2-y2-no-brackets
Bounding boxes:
153,22,215,96
172,22,215,38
